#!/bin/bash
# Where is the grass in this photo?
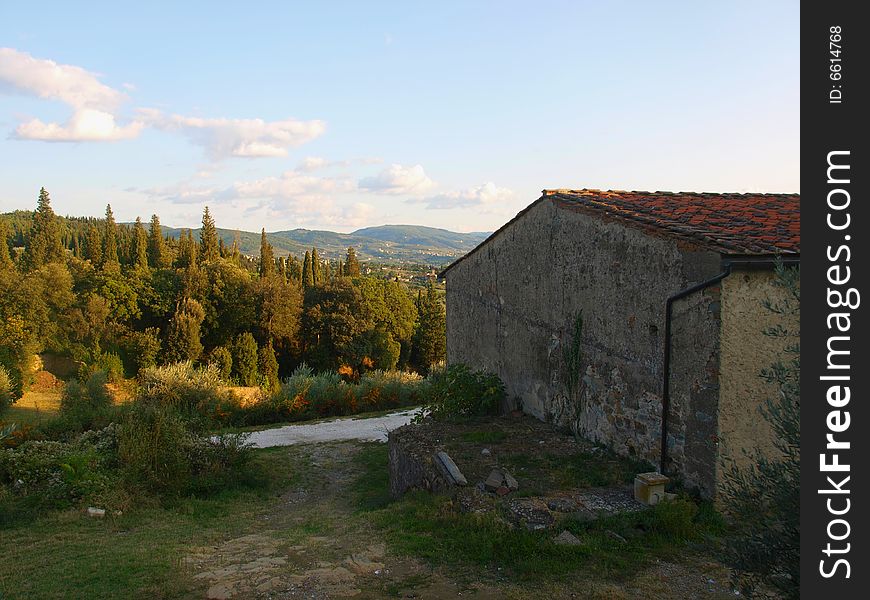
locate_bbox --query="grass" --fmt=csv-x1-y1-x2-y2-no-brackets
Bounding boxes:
460,429,508,444
0,447,296,600
3,391,62,428
350,444,720,585
500,450,653,496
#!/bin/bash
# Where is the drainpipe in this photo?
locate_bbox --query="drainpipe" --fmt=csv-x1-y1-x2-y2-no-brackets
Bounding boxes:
659,265,732,475
658,256,801,475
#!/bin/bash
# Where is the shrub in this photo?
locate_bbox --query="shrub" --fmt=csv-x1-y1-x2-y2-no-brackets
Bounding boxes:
417,363,505,422
646,497,700,540
117,402,192,495
137,362,238,428
232,333,259,386
0,365,13,416
258,342,279,392
117,401,252,497
209,346,233,382
58,370,115,432
120,327,161,374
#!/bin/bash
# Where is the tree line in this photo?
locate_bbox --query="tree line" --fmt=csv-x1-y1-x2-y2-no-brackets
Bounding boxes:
0,188,446,399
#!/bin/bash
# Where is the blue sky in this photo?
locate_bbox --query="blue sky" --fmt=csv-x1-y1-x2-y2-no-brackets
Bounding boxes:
0,1,799,233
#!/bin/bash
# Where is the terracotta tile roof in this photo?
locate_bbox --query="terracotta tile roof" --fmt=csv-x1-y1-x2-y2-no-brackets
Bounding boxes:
440,188,799,278
545,189,800,255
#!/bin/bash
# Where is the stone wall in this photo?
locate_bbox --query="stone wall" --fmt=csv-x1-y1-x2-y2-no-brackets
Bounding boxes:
716,270,797,488
445,197,725,495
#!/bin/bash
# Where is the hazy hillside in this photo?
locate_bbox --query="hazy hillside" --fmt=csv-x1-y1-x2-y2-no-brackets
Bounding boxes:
159,224,491,265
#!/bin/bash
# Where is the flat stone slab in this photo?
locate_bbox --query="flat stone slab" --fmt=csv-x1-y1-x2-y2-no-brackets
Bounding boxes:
434,451,467,486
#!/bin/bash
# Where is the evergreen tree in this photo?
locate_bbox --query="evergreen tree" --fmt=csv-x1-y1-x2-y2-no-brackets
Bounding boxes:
259,228,275,278
102,204,119,269
176,229,197,269
302,250,314,289
232,332,259,386
277,256,287,279
344,246,361,277
337,259,344,278
23,187,64,270
258,341,279,392
323,259,332,282
412,282,446,374
132,217,149,270
287,254,302,283
147,214,165,268
84,223,103,265
200,206,219,263
209,346,233,381
311,247,322,285
230,237,241,265
165,297,206,363
0,221,14,271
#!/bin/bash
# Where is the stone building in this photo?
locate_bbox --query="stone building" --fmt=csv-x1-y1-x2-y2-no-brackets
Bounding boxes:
440,189,800,498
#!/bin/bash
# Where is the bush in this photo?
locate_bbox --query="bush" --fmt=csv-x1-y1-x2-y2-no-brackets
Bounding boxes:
232,333,259,386
0,366,13,416
117,401,252,497
57,370,115,433
208,346,233,382
417,363,504,422
117,402,192,495
646,497,700,540
120,327,161,374
137,362,239,428
258,342,279,392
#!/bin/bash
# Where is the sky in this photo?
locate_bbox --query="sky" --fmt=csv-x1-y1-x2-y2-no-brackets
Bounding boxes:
0,1,799,234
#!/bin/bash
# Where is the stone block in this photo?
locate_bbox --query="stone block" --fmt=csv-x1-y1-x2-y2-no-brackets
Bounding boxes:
633,472,669,506
433,451,467,486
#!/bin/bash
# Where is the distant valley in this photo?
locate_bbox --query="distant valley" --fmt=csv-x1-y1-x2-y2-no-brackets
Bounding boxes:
159,224,491,265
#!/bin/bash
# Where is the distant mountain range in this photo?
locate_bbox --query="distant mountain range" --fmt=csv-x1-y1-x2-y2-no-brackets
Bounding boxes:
159,224,491,265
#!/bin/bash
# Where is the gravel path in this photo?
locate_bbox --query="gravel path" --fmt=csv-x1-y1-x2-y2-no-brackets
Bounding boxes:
246,409,420,448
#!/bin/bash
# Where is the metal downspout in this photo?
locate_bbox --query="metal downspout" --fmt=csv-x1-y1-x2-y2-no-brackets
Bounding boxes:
659,265,733,475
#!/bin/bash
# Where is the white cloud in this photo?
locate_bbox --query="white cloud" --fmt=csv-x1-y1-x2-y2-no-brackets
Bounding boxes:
358,164,435,195
0,47,142,142
13,108,144,142
411,182,515,210
0,47,125,110
141,109,326,160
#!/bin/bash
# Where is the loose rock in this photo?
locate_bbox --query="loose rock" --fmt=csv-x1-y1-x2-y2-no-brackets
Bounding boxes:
554,530,582,546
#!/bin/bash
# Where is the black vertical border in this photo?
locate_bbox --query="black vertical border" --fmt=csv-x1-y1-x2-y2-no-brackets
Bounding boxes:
801,3,868,597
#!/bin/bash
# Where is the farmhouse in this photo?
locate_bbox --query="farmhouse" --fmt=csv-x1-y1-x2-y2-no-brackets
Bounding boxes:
440,189,800,498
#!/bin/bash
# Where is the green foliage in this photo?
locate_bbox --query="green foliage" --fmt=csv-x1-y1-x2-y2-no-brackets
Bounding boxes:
165,297,206,363
722,264,800,599
344,246,361,277
58,370,115,432
232,333,259,387
258,342,279,392
411,282,446,374
22,188,65,271
416,363,504,422
137,362,236,427
147,214,166,268
102,204,119,269
131,217,149,270
199,207,219,263
120,327,161,374
352,328,401,372
0,366,14,416
258,228,275,279
208,346,233,382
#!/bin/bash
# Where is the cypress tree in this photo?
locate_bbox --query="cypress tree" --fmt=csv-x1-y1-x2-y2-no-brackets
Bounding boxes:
232,333,259,386
200,206,219,263
176,229,197,269
412,282,446,374
311,247,322,285
0,221,13,270
302,250,314,289
344,246,361,277
337,259,344,278
147,214,165,268
258,341,279,392
287,254,302,283
132,217,149,270
165,297,206,362
84,223,103,265
102,204,119,269
259,228,275,278
23,187,64,270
